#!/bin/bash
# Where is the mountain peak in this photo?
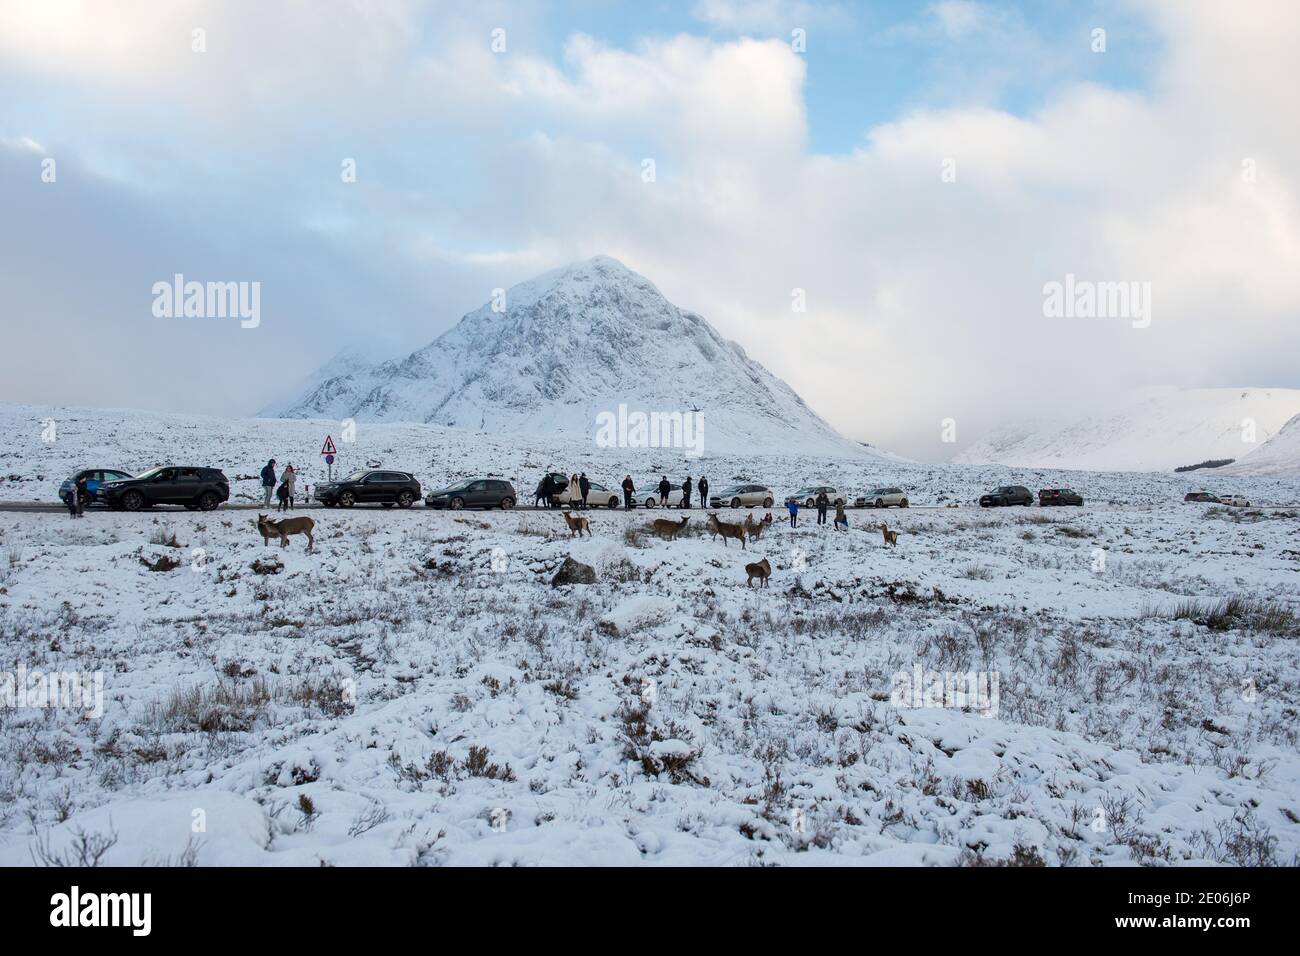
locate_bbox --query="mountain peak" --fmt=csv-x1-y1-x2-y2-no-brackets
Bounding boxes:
272,260,878,458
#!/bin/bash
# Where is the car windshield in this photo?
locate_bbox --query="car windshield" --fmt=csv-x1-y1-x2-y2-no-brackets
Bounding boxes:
444,480,474,492
717,486,743,495
344,471,366,482
133,467,166,481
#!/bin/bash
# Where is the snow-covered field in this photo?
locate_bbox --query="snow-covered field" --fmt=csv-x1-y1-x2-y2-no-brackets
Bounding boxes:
0,403,1297,866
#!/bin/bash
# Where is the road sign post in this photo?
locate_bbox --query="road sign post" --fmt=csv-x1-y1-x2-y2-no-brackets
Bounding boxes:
321,436,337,481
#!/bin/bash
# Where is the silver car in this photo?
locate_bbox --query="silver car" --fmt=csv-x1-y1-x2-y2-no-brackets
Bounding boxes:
788,486,847,508
709,484,775,509
861,486,909,508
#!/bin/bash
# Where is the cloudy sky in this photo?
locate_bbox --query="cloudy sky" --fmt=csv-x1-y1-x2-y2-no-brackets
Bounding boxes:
1,0,1297,461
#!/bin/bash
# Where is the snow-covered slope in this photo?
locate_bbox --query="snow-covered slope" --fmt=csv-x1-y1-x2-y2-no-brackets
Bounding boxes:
1224,413,1300,478
956,387,1300,473
257,346,386,420
273,256,877,459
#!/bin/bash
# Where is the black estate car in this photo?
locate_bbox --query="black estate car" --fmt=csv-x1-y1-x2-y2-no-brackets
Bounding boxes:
425,479,517,510
59,469,132,507
316,470,421,508
1038,488,1084,506
101,467,229,511
979,485,1034,507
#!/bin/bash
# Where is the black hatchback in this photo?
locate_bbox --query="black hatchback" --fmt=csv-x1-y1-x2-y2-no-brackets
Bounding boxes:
425,479,517,510
979,485,1034,507
1038,488,1084,506
101,467,230,511
316,470,421,508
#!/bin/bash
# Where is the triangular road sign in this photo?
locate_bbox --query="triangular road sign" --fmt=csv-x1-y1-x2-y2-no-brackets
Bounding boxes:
321,435,337,456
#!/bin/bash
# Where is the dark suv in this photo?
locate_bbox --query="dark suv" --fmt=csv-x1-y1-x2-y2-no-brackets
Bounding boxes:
59,469,133,507
1038,488,1083,506
425,479,517,510
316,470,421,508
101,467,230,511
1184,491,1220,503
979,485,1033,507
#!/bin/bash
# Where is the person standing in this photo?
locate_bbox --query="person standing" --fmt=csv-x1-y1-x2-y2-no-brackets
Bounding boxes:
567,473,580,508
579,472,591,510
681,475,692,509
816,490,829,526
658,476,671,507
834,501,849,532
787,497,799,528
280,464,297,511
697,476,709,509
622,475,635,510
261,459,277,509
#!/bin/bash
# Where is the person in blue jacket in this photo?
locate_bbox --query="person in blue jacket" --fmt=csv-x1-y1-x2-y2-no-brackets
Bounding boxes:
787,496,799,528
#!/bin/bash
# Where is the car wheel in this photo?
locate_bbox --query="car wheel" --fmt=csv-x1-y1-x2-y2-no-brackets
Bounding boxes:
339,491,355,508
900,498,909,508
397,491,415,508
607,497,619,509
646,498,657,509
875,499,884,509
762,497,773,508
198,492,220,511
449,497,464,510
726,497,738,509
1023,499,1031,507
122,490,145,512
501,497,514,510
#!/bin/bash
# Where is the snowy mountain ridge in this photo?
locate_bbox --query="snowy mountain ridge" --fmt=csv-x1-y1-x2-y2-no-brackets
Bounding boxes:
271,256,884,460
956,387,1300,473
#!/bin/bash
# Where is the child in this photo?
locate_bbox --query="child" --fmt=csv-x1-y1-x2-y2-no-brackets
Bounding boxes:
834,501,848,532
787,497,799,528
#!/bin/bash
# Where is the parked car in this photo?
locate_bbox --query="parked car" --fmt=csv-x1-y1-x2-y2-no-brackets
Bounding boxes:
709,484,775,509
316,470,421,508
979,485,1033,507
59,468,132,507
1219,494,1251,507
643,485,689,509
1038,488,1084,506
787,486,847,508
1184,491,1221,503
862,487,909,508
551,479,622,509
425,478,517,510
101,467,229,511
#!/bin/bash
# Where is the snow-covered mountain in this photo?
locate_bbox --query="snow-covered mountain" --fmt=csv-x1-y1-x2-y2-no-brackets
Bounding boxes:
955,387,1300,473
257,346,385,420
271,256,878,459
1223,412,1300,478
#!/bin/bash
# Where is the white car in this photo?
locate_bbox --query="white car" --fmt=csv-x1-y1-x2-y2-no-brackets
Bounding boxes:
552,480,622,509
1220,494,1251,507
787,486,847,508
861,486,909,508
709,484,776,509
642,485,690,509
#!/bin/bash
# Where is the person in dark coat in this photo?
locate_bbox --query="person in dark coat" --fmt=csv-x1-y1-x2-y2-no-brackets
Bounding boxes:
261,459,277,509
658,476,671,507
535,478,549,508
697,476,709,508
75,475,90,517
681,476,692,509
816,490,829,525
622,475,635,510
579,472,591,510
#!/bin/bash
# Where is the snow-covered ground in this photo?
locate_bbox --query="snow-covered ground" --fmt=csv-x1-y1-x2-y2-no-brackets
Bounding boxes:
0,402,1297,866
